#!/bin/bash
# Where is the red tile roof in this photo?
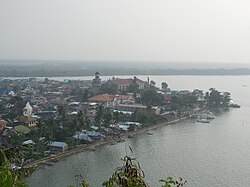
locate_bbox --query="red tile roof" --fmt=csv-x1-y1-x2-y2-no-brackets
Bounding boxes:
111,79,133,85
89,94,115,102
115,95,131,100
164,95,172,101
111,78,145,86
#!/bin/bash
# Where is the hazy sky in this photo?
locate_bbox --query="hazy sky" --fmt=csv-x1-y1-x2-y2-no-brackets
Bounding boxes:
1,0,250,63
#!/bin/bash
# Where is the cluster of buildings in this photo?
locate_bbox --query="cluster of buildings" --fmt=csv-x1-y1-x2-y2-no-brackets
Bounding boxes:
0,72,207,154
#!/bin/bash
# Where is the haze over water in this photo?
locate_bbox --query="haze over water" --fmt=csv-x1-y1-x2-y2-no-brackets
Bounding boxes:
27,75,250,187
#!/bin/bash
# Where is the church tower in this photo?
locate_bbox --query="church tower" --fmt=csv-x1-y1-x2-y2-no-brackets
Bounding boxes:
92,71,102,94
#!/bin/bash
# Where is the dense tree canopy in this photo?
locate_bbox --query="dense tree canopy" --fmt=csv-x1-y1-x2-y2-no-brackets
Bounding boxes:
206,88,231,108
140,89,164,106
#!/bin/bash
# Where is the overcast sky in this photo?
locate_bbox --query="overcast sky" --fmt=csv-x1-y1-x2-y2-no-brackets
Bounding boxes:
1,0,250,63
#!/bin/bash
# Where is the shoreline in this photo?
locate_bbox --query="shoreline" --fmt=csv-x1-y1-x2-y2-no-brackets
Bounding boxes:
25,116,190,169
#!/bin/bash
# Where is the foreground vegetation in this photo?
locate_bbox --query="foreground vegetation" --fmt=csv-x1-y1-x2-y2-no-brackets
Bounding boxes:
0,145,186,187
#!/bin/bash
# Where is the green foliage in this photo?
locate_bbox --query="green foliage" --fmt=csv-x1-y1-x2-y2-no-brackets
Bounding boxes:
159,177,186,187
103,108,113,127
206,88,231,108
95,105,104,126
101,83,117,94
82,89,90,101
127,83,140,94
0,163,27,187
171,94,197,110
69,175,89,187
0,146,35,187
140,89,164,106
161,82,168,90
150,80,156,87
102,155,186,187
131,111,164,125
102,155,148,187
58,105,67,123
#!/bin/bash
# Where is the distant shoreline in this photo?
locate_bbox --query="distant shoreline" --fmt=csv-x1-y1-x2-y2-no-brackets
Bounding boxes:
2,73,250,79
1,62,250,77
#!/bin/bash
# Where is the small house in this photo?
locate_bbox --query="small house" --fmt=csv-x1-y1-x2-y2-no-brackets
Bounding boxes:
49,141,68,152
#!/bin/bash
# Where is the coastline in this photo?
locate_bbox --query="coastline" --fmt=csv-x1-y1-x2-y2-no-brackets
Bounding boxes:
25,116,189,169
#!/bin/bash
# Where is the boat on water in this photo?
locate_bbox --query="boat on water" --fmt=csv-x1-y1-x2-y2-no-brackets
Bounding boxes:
49,158,60,163
197,118,210,123
128,134,133,138
229,103,241,108
147,131,154,135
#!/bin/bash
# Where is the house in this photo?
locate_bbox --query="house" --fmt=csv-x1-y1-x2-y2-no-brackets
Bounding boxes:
0,89,15,95
14,125,31,134
106,77,145,93
86,130,101,139
114,95,135,105
73,131,92,143
49,141,68,152
0,119,7,130
88,94,115,108
163,95,172,103
1,127,17,137
22,139,35,145
115,104,147,112
35,111,56,120
15,115,37,127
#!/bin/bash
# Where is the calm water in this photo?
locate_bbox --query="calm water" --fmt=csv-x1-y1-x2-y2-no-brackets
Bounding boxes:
27,76,250,187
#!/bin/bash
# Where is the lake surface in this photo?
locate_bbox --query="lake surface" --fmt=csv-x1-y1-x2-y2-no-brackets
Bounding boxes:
27,75,250,187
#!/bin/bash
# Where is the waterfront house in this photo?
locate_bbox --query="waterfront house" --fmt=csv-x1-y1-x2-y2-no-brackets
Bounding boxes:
73,131,92,143
49,141,68,152
86,130,101,139
115,103,147,113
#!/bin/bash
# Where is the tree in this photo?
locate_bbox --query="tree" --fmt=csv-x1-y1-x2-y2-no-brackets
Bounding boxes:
221,92,231,107
102,155,149,187
0,146,35,187
141,89,164,106
103,109,112,128
9,96,26,117
204,88,231,108
42,119,57,146
161,82,168,90
127,82,139,94
159,177,186,187
95,105,104,127
58,105,67,125
150,80,156,87
82,89,90,102
101,83,117,94
102,154,186,187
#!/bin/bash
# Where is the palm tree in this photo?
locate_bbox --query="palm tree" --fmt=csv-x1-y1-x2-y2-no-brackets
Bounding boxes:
58,105,67,125
0,145,35,187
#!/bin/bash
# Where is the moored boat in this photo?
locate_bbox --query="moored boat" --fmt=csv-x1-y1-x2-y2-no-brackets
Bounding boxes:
197,118,210,123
